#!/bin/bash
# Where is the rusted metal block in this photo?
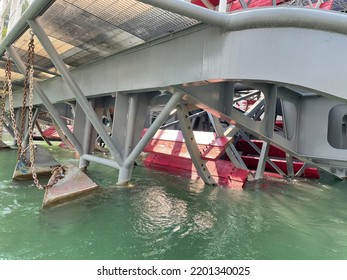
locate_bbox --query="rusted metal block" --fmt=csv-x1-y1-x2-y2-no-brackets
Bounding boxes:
43,164,98,207
12,145,60,180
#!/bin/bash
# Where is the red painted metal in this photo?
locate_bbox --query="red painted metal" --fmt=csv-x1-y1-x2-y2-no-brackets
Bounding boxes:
241,155,320,179
236,139,286,158
144,153,249,188
191,0,335,11
235,139,320,178
143,129,249,188
143,129,320,182
41,125,73,140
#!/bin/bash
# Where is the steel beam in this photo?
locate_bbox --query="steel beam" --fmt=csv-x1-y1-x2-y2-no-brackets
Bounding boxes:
161,110,206,129
9,25,347,109
233,91,259,104
239,0,248,9
140,1,347,35
138,0,229,28
255,141,270,179
81,154,120,170
208,113,247,169
52,119,75,151
6,45,84,156
238,130,286,177
286,153,295,177
79,100,95,168
28,19,124,166
35,120,52,146
123,91,183,169
262,85,277,138
177,104,216,185
118,94,139,185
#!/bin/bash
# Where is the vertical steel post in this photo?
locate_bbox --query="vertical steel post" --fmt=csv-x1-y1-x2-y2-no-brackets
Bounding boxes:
255,141,270,179
286,153,295,177
7,45,84,156
281,98,295,177
123,91,183,169
118,95,138,185
263,85,277,138
28,19,124,167
79,100,94,169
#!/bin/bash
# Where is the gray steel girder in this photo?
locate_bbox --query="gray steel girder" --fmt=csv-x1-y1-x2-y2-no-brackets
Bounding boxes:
8,25,347,108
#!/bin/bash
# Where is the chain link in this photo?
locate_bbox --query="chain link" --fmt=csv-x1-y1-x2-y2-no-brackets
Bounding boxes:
26,31,65,190
6,58,23,155
27,32,42,189
0,81,6,141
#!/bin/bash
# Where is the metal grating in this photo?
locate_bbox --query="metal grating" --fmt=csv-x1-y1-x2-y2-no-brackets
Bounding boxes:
38,0,200,66
0,0,200,89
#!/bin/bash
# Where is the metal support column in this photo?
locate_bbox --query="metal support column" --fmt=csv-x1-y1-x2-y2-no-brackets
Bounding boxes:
123,91,183,169
6,45,84,155
255,141,270,180
281,98,295,177
286,153,295,177
262,85,277,138
177,103,216,185
79,100,95,169
28,19,123,166
118,95,139,185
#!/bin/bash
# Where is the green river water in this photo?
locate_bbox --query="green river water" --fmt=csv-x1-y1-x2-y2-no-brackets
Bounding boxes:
1,141,347,260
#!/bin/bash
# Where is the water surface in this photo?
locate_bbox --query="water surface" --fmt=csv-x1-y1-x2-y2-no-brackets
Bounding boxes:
1,142,347,260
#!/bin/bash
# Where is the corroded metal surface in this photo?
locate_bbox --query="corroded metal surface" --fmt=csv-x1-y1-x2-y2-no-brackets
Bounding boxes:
12,145,60,180
43,164,98,207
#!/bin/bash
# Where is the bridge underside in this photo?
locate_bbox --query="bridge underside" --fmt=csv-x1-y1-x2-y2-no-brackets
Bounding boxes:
2,0,347,191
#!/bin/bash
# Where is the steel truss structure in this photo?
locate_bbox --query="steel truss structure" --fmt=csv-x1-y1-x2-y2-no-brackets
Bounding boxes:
1,0,347,188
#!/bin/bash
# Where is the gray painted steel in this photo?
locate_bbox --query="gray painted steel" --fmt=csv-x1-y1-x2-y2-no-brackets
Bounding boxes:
3,2,347,181
140,1,347,35
9,24,347,108
177,103,216,185
29,19,124,166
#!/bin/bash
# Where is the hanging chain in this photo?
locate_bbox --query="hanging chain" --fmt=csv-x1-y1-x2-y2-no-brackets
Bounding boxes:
27,31,65,190
0,81,6,141
6,58,23,155
27,30,41,188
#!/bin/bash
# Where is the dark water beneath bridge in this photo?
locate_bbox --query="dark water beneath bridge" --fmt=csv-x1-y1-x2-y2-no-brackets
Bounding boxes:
1,142,347,260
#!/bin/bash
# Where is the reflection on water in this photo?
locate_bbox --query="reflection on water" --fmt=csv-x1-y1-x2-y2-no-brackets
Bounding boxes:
1,145,347,259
